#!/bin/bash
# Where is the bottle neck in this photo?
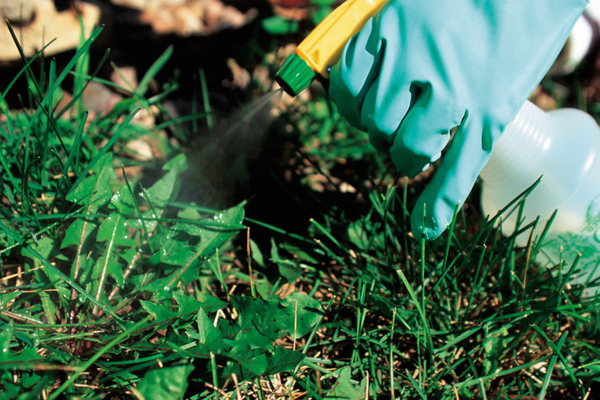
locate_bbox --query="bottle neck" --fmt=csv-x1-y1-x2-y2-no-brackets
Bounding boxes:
480,100,548,186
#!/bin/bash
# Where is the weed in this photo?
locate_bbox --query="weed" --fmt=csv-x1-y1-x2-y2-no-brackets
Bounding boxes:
0,17,599,400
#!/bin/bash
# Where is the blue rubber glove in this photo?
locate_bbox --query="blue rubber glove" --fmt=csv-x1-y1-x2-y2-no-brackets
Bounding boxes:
329,0,587,240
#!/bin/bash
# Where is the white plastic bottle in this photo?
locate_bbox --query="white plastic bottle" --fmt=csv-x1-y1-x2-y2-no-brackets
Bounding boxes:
479,100,600,285
549,2,600,76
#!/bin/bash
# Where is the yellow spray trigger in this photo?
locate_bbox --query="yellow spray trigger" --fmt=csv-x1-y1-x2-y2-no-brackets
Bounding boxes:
275,0,388,97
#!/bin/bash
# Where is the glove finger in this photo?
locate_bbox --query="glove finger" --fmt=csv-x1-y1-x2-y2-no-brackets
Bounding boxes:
410,114,495,240
389,83,464,178
329,13,385,131
360,74,412,153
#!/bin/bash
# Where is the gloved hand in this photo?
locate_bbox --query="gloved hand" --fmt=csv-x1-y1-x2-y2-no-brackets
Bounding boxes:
329,0,588,240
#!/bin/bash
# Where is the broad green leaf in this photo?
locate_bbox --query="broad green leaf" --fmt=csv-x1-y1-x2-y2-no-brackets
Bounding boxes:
141,293,227,325
171,292,203,329
27,236,54,259
197,308,223,353
263,346,304,375
271,238,302,282
97,212,136,246
162,153,188,173
195,204,244,259
62,152,114,284
161,244,197,267
66,152,114,207
326,367,368,400
141,154,188,232
19,370,56,398
109,184,135,215
223,292,322,348
172,292,203,316
21,238,66,317
225,341,269,377
61,218,97,249
223,343,304,379
136,276,177,297
0,322,14,361
148,230,188,265
141,300,178,330
348,219,373,250
250,239,264,267
196,293,228,313
136,364,193,400
169,261,200,289
94,252,124,286
0,291,20,309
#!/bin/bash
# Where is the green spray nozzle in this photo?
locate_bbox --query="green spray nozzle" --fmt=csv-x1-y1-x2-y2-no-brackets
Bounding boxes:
275,53,315,97
275,0,388,97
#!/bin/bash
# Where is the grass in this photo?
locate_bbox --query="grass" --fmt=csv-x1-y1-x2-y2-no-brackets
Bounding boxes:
1,17,600,400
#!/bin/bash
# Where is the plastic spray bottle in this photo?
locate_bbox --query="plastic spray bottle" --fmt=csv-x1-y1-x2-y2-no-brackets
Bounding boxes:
479,101,600,285
276,0,600,284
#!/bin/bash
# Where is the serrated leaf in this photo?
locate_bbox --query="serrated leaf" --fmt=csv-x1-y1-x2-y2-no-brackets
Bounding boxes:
66,152,115,207
97,212,136,246
136,364,194,400
223,293,322,348
148,230,188,264
171,292,203,329
94,252,124,286
173,292,203,316
141,300,178,330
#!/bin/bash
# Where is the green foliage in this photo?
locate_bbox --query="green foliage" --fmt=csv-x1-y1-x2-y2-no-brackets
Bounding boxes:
0,25,321,399
1,7,600,400
261,15,299,35
248,86,600,399
137,364,195,400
